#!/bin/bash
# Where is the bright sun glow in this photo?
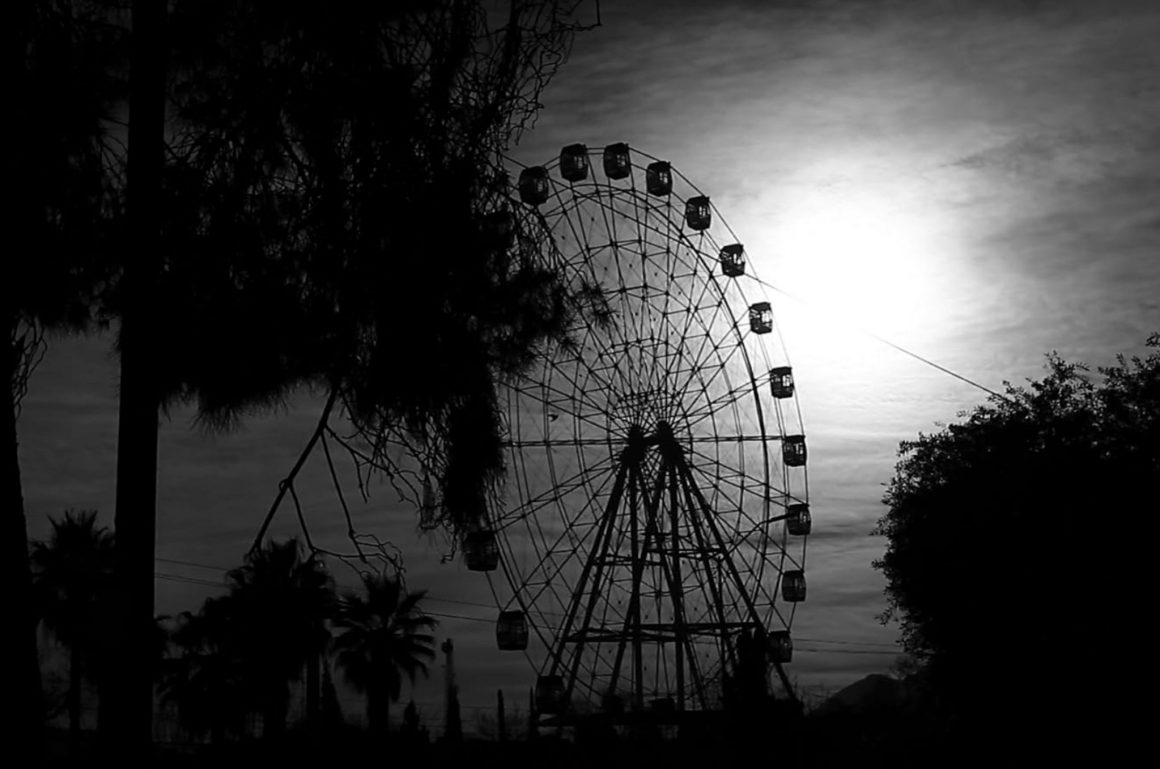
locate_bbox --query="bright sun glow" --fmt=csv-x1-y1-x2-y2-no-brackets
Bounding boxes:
764,192,953,356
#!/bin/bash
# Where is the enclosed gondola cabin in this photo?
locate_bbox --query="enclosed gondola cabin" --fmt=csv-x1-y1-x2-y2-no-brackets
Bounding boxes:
559,143,589,182
719,243,746,277
786,503,811,536
770,366,794,398
768,630,793,663
782,570,807,602
535,675,567,714
463,530,499,571
685,196,711,230
749,302,773,334
646,160,672,196
496,610,528,651
517,166,550,206
603,142,631,180
783,435,807,467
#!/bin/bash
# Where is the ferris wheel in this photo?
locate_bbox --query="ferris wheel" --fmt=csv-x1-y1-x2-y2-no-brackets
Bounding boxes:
463,142,810,724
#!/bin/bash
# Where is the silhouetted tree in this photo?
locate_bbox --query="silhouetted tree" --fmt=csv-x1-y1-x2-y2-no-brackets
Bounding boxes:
101,1,599,748
723,628,770,710
224,539,336,740
159,0,608,539
159,598,251,745
159,541,334,747
874,335,1159,757
444,685,463,744
319,655,345,735
332,574,437,736
6,2,125,751
31,509,115,741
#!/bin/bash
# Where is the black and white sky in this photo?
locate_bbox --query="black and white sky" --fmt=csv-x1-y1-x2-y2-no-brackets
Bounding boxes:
20,0,1160,719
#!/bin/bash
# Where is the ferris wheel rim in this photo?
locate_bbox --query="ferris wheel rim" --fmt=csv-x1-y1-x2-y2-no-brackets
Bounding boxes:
482,142,809,712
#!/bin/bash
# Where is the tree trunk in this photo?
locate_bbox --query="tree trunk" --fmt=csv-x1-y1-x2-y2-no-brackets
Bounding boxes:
321,658,343,729
68,646,83,743
0,328,44,762
102,0,166,756
367,685,389,739
262,685,289,741
305,651,320,743
444,686,462,743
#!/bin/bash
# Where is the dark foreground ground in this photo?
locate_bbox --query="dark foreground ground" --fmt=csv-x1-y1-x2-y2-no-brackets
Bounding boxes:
42,712,1094,769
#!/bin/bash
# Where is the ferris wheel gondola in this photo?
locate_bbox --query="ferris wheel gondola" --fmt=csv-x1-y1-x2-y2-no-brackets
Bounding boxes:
467,142,810,724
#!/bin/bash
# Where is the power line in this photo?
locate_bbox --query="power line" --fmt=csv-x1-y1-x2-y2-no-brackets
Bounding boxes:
154,572,225,589
795,636,899,649
795,647,899,656
751,275,1010,401
155,556,224,572
154,554,898,656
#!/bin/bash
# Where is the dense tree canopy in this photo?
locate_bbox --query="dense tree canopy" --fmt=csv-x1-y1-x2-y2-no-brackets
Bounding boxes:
6,2,126,750
874,335,1158,748
12,0,598,749
96,0,597,748
154,0,604,533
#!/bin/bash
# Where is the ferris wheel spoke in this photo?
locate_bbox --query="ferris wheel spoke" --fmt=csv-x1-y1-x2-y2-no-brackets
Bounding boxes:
655,285,707,394
549,189,628,356
508,384,606,433
515,516,611,637
504,436,620,449
496,453,617,532
509,379,610,438
644,459,702,708
546,456,630,679
682,366,768,434
495,148,807,715
682,463,802,630
501,471,612,541
608,200,672,397
519,462,618,577
672,458,742,670
675,459,770,631
683,458,794,567
589,179,635,363
669,312,747,416
685,434,775,444
669,233,726,360
565,247,653,405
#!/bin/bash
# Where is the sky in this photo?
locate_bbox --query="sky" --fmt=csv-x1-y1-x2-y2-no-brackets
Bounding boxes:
18,0,1160,727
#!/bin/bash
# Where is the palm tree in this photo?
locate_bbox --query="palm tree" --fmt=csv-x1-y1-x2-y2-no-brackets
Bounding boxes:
225,539,335,739
332,574,437,736
30,509,115,741
159,598,251,744
101,2,602,748
9,3,125,753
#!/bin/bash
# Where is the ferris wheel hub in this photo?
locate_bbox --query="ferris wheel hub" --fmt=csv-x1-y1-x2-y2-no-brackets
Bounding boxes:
489,143,809,720
618,421,684,465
